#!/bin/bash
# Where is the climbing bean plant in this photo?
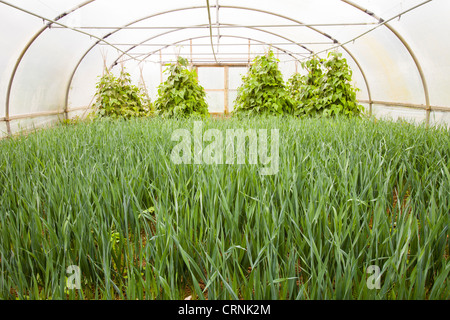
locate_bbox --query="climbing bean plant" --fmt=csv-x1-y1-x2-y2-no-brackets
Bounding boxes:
233,50,293,116
94,68,153,119
288,52,364,117
154,57,209,118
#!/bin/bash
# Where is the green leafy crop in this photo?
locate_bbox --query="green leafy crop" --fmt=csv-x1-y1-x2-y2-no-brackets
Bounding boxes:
233,50,293,116
287,55,324,117
94,68,153,119
154,57,210,118
288,52,364,117
1,117,449,300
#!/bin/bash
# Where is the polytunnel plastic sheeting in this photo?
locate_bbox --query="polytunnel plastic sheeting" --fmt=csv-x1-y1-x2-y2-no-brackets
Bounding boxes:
348,28,425,104
68,46,107,111
1,0,450,137
10,30,96,115
387,0,450,108
0,6,45,118
372,105,427,123
430,111,450,128
9,115,63,135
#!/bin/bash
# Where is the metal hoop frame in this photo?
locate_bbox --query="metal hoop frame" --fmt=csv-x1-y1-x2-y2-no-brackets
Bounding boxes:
1,0,437,136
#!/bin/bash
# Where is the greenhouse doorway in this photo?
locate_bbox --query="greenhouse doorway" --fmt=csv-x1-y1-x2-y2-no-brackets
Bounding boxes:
195,64,248,115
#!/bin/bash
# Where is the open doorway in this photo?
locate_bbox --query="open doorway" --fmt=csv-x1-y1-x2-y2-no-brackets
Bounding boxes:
195,64,248,115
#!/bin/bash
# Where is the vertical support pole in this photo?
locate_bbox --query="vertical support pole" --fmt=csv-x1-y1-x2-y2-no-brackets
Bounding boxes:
224,66,229,114
426,106,431,126
190,39,193,69
5,119,11,137
139,64,150,101
64,104,69,121
159,50,163,84
248,39,251,68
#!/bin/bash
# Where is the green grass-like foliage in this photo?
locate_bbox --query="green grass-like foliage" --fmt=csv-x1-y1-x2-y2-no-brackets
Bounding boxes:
94,68,153,119
288,52,364,117
154,57,209,118
0,117,449,300
233,50,293,116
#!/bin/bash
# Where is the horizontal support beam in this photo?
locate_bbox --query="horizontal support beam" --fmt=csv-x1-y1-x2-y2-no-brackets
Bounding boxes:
204,89,239,92
359,100,450,112
54,22,378,30
131,52,304,56
163,60,252,64
194,63,250,68
8,110,63,121
104,42,335,47
5,102,448,124
0,107,91,122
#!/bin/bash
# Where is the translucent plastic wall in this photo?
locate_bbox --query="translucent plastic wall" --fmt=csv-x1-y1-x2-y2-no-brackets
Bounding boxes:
1,0,450,138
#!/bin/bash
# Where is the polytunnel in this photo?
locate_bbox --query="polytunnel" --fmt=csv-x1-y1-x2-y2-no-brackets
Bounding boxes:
1,0,450,303
1,0,450,137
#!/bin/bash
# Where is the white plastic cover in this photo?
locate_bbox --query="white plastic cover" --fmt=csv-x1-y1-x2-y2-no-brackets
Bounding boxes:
1,0,449,137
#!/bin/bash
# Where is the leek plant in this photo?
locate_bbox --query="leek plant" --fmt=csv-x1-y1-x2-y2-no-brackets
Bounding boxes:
0,117,448,300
